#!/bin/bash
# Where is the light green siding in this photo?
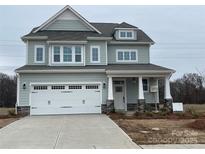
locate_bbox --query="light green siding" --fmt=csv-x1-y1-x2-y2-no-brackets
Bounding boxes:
27,41,48,65
45,20,91,31
107,44,150,64
85,41,107,65
126,78,138,104
19,73,108,106
125,78,159,104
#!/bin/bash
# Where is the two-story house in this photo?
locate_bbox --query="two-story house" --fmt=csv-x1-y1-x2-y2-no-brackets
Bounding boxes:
15,5,175,115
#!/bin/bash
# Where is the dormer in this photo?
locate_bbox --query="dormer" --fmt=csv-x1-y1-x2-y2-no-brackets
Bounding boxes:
114,22,138,41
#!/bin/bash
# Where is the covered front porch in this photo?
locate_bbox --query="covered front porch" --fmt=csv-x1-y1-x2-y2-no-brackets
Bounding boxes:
106,72,174,112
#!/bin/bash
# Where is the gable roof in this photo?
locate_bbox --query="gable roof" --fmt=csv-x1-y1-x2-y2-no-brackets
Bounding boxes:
33,5,101,34
22,22,154,43
22,6,154,44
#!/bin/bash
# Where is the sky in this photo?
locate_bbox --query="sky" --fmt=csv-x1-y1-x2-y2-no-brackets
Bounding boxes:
0,5,205,80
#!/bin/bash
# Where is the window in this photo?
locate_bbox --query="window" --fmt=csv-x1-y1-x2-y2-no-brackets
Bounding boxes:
127,32,133,38
53,46,60,62
34,86,47,90
118,51,123,61
51,85,65,90
52,45,83,63
142,79,149,92
120,31,126,37
91,46,100,63
116,50,138,62
86,85,99,89
63,47,72,62
35,45,44,63
131,51,136,60
124,52,130,60
69,85,82,89
75,46,82,62
113,81,124,85
115,86,123,92
119,30,134,39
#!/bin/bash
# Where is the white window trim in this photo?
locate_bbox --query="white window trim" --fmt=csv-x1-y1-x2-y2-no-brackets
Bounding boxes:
119,30,134,39
116,49,138,62
142,78,149,92
51,45,84,64
90,45,100,63
34,45,45,63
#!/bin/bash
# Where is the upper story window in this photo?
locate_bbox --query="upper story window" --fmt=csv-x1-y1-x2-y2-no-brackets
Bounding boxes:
142,78,149,92
116,50,138,62
34,45,45,63
75,46,82,62
90,46,100,63
52,45,83,63
53,46,60,62
63,47,72,62
119,30,134,39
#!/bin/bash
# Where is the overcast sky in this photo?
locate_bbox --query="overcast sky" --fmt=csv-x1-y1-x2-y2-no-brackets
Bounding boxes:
0,5,205,79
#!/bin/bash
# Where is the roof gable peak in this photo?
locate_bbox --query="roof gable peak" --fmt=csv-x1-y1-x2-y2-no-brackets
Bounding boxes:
33,5,101,34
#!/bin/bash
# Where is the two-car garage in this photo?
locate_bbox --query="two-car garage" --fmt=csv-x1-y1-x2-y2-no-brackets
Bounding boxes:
30,83,102,115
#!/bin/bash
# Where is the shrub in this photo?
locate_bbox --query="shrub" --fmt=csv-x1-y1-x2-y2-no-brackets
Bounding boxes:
8,108,16,116
144,111,155,117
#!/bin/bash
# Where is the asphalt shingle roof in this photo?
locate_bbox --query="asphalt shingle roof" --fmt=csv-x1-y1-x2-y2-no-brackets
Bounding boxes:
22,22,154,43
16,64,174,72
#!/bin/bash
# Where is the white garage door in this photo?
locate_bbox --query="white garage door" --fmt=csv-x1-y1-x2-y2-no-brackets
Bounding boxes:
30,83,102,115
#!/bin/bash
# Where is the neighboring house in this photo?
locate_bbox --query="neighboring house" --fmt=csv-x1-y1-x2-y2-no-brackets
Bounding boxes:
15,5,175,115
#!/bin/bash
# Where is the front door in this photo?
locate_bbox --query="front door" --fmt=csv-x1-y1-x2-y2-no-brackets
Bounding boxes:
113,81,125,111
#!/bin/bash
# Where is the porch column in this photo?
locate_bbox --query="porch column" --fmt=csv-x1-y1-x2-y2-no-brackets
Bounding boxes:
138,76,144,99
164,75,172,100
108,76,113,100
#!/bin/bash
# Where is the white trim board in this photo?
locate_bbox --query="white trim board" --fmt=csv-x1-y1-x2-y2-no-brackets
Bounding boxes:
33,5,101,34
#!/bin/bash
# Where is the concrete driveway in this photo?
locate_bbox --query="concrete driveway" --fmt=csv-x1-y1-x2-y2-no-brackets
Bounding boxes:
0,115,139,149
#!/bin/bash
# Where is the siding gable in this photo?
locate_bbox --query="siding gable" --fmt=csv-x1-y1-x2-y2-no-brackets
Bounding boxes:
44,9,91,31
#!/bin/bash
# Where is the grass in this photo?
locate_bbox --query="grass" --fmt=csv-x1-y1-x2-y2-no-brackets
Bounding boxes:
184,104,205,114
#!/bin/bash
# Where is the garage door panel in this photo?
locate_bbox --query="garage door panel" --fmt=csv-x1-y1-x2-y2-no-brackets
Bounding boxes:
30,83,101,115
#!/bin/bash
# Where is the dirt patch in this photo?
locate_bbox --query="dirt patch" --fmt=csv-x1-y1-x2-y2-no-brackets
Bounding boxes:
109,113,205,144
187,119,205,130
0,118,19,129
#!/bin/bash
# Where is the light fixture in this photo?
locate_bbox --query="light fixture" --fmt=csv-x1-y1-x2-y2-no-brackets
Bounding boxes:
23,83,26,90
103,82,106,89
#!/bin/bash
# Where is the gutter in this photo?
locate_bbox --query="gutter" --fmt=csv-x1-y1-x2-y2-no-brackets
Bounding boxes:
87,37,113,41
47,41,88,44
109,41,155,45
106,70,175,74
